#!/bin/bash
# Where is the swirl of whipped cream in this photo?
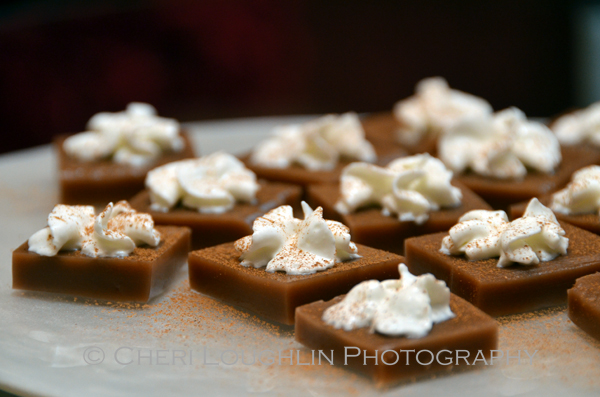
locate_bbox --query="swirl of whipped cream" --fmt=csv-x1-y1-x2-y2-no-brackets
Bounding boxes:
28,205,96,256
322,264,454,338
63,102,184,167
81,201,161,258
551,165,600,215
234,202,360,275
393,77,493,146
438,107,561,179
28,201,160,258
250,112,376,171
145,152,259,213
441,198,568,267
334,153,462,224
552,102,600,146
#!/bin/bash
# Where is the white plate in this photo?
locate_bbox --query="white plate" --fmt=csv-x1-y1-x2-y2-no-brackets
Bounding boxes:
1,116,599,397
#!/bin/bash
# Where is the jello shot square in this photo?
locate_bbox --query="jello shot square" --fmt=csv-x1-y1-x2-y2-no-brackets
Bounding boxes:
57,133,195,205
241,112,407,189
56,102,196,205
188,243,402,325
307,180,490,255
405,222,600,316
295,293,498,386
452,145,600,210
13,225,190,302
13,201,191,302
363,77,494,160
307,153,492,255
510,165,600,235
568,273,600,341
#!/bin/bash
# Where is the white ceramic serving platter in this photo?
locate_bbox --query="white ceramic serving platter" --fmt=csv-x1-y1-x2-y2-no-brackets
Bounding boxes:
1,116,599,397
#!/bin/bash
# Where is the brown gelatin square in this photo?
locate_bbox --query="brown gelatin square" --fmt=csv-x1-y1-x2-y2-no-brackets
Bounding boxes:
404,222,600,316
307,181,491,255
12,226,191,302
510,196,600,235
129,181,302,251
568,273,600,341
295,294,498,386
56,132,196,205
453,146,600,210
188,243,403,325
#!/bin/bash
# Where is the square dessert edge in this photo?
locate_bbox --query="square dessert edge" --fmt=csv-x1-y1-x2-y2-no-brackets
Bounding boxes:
13,226,191,302
568,273,600,341
188,243,404,325
295,294,498,386
404,222,600,316
56,132,196,205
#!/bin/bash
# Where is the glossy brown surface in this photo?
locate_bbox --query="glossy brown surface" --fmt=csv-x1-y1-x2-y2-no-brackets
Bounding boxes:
240,136,407,189
404,222,600,316
130,181,302,250
568,273,600,341
307,181,491,255
510,196,600,235
56,132,196,205
362,112,437,155
188,243,403,325
12,226,191,302
295,294,498,386
454,146,600,210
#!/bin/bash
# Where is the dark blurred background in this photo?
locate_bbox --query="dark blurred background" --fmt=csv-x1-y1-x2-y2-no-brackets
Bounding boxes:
0,0,594,154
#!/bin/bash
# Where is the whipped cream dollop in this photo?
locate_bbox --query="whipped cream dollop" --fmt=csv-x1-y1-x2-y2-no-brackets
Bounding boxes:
322,264,454,338
63,102,184,167
27,205,96,256
393,77,493,146
250,113,376,171
28,201,160,258
552,102,600,147
438,107,561,179
334,153,462,224
234,202,360,275
440,198,568,267
551,165,600,215
145,152,259,213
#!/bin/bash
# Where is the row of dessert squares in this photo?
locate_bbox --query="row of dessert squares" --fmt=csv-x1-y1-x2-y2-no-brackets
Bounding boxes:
13,79,600,386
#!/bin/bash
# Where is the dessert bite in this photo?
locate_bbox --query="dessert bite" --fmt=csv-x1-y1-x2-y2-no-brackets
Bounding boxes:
56,102,195,205
510,165,600,234
568,273,600,341
437,107,600,209
188,202,403,325
362,77,493,155
242,112,407,189
405,198,600,316
12,201,190,302
295,264,498,386
307,153,491,254
129,152,302,250
552,101,600,151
